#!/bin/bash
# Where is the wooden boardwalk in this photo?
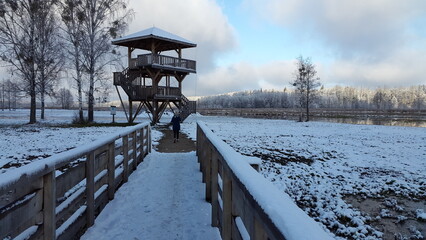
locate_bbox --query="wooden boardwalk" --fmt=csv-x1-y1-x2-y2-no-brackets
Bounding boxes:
81,128,220,240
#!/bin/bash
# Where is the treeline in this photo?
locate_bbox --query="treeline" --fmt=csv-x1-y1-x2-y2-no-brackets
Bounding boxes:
197,85,426,110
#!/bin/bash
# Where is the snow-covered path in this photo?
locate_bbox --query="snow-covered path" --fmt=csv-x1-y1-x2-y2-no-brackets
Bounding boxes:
81,151,221,240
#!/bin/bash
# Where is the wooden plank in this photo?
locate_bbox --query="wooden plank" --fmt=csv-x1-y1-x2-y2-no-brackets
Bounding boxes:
254,217,268,240
140,129,145,162
232,217,244,240
147,127,152,153
0,190,42,239
0,176,43,210
205,146,212,202
85,151,95,227
56,162,85,200
94,151,108,177
222,166,232,240
122,135,129,183
94,187,108,217
43,171,56,240
107,143,115,200
56,208,87,240
55,188,86,229
94,170,108,194
211,149,219,228
132,132,137,170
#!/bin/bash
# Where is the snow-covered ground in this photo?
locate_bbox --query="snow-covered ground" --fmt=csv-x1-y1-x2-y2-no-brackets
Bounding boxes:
1,109,425,239
0,109,169,172
181,115,426,240
81,151,221,240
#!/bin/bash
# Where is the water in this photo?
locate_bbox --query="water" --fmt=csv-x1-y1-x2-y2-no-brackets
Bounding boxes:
312,117,426,128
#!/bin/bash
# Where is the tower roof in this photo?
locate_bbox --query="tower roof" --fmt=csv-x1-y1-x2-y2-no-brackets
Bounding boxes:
112,27,196,52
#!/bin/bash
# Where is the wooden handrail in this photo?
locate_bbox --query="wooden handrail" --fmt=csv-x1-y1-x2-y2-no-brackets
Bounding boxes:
0,123,151,240
135,54,196,72
196,122,332,240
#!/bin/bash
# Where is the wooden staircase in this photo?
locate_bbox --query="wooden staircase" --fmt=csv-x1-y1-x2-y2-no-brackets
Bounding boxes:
179,94,196,121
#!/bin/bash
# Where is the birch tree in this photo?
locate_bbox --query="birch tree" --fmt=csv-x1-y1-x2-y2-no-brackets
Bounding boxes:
59,0,86,122
36,0,64,119
80,0,131,122
0,0,39,123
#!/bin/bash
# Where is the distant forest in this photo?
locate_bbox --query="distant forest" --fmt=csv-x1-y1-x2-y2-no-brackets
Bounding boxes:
197,85,426,110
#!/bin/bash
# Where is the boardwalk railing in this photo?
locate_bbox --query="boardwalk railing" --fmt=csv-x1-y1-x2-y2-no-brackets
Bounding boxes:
197,122,332,240
0,123,151,240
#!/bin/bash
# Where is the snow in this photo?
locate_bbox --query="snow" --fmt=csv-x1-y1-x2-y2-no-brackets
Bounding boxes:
416,209,426,220
181,115,426,239
235,217,249,240
198,121,333,240
2,110,425,239
81,151,220,240
0,121,149,189
13,226,38,240
56,206,87,237
112,27,196,47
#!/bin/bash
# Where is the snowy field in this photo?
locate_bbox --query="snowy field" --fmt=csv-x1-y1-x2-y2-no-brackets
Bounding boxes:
1,109,425,239
181,115,426,240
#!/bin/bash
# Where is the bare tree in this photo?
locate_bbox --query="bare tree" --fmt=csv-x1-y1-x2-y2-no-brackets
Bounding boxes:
1,79,21,110
59,0,85,122
80,0,132,122
291,56,321,121
0,0,39,123
56,87,74,109
36,0,64,119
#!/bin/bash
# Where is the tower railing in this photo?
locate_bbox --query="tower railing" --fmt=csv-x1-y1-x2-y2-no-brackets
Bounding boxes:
129,54,196,72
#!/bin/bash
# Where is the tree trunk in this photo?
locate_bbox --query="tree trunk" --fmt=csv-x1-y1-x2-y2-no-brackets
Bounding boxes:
88,82,94,122
76,53,84,122
306,94,309,122
30,85,36,124
41,92,45,120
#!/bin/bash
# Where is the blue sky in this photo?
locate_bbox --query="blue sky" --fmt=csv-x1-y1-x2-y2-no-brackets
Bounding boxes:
127,0,426,96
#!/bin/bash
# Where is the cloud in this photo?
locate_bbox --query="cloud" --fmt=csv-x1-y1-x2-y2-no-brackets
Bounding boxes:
193,60,296,96
327,48,426,87
127,0,237,72
243,0,426,61
239,0,426,89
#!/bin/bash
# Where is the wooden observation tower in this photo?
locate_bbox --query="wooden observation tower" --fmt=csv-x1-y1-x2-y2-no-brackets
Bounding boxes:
112,27,197,124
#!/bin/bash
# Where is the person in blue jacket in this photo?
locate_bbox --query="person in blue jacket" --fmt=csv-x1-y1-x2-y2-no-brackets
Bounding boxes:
170,112,181,143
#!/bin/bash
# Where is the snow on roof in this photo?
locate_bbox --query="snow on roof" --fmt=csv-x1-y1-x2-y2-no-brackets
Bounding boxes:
112,27,196,49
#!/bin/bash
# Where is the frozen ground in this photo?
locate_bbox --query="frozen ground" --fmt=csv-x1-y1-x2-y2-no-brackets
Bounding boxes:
1,109,425,239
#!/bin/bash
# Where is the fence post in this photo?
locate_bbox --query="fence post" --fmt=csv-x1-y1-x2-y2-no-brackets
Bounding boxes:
43,171,56,240
132,131,137,170
86,151,95,227
222,164,233,240
211,149,219,228
107,142,115,200
147,126,152,153
196,125,200,157
205,146,212,202
123,135,129,183
140,129,145,161
200,136,205,176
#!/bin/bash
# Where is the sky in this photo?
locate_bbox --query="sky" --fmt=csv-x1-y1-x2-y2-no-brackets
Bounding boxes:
125,0,426,97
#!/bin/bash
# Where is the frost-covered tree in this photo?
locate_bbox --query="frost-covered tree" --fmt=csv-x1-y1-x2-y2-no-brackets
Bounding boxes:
79,0,132,122
291,56,321,121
